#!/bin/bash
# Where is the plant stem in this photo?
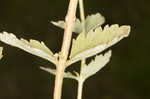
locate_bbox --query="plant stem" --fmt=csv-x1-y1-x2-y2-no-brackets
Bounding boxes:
77,1,86,99
77,79,84,99
77,58,85,99
54,63,65,99
79,0,86,34
53,0,78,99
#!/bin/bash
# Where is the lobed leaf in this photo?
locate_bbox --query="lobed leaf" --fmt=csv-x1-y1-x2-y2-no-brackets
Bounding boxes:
80,51,111,81
0,47,3,60
0,32,57,64
51,13,105,34
69,24,130,64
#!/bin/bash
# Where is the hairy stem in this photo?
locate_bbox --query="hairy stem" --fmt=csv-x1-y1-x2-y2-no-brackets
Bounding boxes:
53,0,78,99
79,0,86,34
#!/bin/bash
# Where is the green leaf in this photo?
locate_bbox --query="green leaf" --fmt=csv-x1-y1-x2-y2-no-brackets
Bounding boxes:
84,13,105,33
51,19,82,33
40,51,111,82
80,51,111,81
58,51,111,82
40,66,78,80
0,32,57,64
69,24,130,64
51,13,105,34
0,47,3,60
40,66,56,75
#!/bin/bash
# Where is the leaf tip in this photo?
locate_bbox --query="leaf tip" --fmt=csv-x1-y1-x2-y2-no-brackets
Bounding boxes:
121,25,131,37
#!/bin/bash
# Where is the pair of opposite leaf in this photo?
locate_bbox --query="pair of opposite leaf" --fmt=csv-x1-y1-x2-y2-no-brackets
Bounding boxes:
0,13,130,83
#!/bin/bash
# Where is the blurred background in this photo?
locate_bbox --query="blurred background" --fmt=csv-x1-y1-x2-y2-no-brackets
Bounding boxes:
0,0,149,99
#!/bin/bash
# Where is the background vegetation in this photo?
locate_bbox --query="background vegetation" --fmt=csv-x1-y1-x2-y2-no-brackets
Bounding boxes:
0,0,149,99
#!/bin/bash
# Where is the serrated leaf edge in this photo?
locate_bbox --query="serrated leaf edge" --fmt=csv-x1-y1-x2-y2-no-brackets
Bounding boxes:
0,32,57,64
69,25,130,65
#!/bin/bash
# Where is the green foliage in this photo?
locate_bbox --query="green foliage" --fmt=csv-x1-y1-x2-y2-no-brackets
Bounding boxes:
0,9,131,99
39,23,130,82
78,50,111,82
41,50,111,83
0,14,130,83
51,13,105,34
0,32,57,65
84,13,105,33
69,24,130,65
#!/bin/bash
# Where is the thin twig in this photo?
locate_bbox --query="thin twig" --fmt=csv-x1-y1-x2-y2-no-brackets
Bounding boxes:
53,0,78,99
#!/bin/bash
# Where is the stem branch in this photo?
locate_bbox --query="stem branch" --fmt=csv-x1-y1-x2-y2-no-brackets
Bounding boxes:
53,0,78,99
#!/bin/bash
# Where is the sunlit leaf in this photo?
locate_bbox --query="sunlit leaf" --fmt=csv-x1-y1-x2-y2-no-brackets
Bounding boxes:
69,24,130,64
80,51,111,81
0,32,57,64
51,13,105,34
0,47,3,60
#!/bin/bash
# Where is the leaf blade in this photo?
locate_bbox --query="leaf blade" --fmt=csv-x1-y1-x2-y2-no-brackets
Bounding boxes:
81,51,111,81
0,32,57,64
51,19,82,33
85,13,105,33
69,24,130,63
